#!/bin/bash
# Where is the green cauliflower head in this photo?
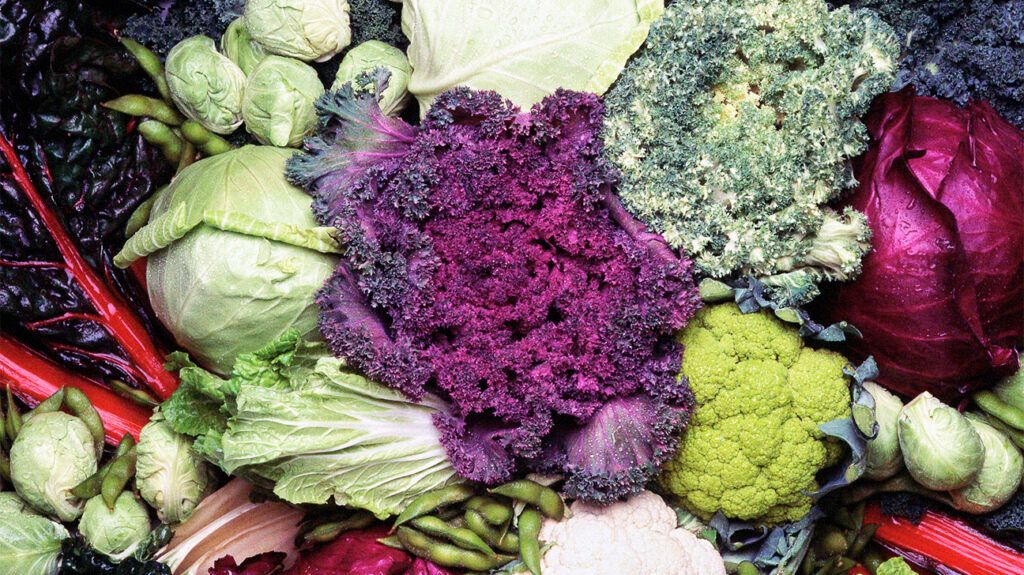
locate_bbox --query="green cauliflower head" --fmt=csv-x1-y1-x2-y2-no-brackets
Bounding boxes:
659,304,851,526
603,0,897,290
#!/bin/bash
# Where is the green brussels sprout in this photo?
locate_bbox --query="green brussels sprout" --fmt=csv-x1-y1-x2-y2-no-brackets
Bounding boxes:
79,493,151,561
114,146,340,374
245,0,352,62
950,415,1024,514
332,40,412,116
0,492,38,516
10,412,98,521
863,381,904,481
994,369,1024,410
897,392,985,491
242,55,324,147
165,36,247,134
0,494,68,575
136,414,215,524
221,17,268,75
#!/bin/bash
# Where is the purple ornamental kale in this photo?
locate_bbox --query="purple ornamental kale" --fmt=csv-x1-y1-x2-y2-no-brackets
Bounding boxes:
287,72,701,502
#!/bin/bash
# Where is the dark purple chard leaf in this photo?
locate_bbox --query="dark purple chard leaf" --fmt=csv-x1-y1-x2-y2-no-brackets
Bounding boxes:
0,0,176,397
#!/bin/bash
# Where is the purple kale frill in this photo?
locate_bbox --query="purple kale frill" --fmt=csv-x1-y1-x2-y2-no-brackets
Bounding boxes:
287,72,701,501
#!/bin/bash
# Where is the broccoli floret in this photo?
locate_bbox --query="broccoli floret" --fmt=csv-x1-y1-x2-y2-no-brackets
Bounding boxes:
877,558,915,575
122,0,243,55
836,0,1024,129
603,0,897,286
658,304,852,526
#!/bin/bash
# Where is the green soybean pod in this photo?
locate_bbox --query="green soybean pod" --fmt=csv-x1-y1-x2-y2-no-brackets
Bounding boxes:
103,95,185,126
410,516,495,556
737,562,760,575
109,380,160,408
71,461,112,500
394,483,477,528
464,510,519,554
0,402,6,447
465,496,513,525
975,390,1024,431
488,480,565,520
518,508,543,575
0,449,10,482
64,387,106,458
397,527,513,571
5,388,22,442
176,140,196,173
304,510,375,544
120,38,171,102
100,446,137,509
180,120,235,156
138,120,183,164
24,388,65,421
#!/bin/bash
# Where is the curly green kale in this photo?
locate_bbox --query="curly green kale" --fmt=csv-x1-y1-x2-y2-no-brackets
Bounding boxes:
658,304,852,526
603,0,897,291
836,0,1024,128
348,0,407,49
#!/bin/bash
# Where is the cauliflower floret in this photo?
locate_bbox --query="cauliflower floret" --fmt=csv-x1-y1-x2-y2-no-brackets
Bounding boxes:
659,304,852,526
537,490,726,575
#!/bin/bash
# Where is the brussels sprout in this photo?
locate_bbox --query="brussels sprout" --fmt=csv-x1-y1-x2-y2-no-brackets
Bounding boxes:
221,17,268,75
245,0,352,62
165,36,247,134
994,369,1024,410
242,56,324,147
0,495,68,575
863,381,904,481
113,146,340,374
136,414,215,524
898,392,985,491
950,415,1024,514
79,493,152,561
10,412,98,521
332,40,412,116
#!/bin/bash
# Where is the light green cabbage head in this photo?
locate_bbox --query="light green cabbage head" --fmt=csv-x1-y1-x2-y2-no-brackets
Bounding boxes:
165,35,247,134
79,493,152,561
898,392,985,491
863,381,904,481
402,0,664,113
0,494,68,575
332,40,411,116
245,0,352,62
10,412,98,521
950,415,1024,514
136,413,216,524
242,56,324,147
221,17,268,75
113,146,341,374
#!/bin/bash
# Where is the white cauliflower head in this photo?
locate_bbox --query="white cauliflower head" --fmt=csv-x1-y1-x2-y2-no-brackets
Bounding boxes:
538,490,727,575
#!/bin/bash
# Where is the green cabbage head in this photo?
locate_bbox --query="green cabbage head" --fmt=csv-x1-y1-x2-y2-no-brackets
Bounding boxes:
136,413,216,524
0,493,68,575
165,35,247,134
242,56,324,147
221,17,268,75
10,412,98,521
245,0,352,62
114,146,341,374
332,40,411,116
79,493,152,560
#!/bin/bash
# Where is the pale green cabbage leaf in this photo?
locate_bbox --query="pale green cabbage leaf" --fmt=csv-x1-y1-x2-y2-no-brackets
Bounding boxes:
163,331,463,519
402,0,664,113
0,497,68,575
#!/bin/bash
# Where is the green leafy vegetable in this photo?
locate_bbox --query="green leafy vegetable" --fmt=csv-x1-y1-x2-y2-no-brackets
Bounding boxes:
403,0,664,112
0,494,68,575
135,413,216,524
163,331,463,519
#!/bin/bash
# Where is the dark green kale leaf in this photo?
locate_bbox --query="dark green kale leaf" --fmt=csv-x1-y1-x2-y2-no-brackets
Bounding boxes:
121,0,244,54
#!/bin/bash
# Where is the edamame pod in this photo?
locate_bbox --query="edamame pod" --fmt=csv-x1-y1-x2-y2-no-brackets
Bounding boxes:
489,479,565,520
103,95,185,126
518,508,543,575
397,527,514,571
464,510,519,553
394,483,476,528
410,515,495,556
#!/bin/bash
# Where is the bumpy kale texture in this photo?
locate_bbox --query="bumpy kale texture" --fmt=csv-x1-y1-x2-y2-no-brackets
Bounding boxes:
836,0,1024,128
603,0,897,297
122,0,244,55
288,76,700,502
